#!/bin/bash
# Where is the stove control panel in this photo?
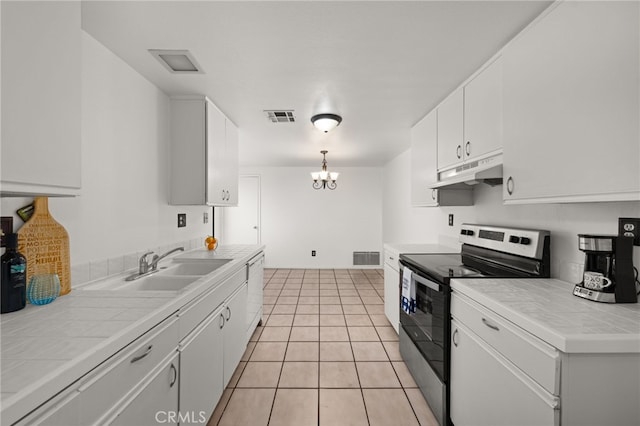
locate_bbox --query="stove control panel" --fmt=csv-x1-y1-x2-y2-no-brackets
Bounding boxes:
459,224,549,259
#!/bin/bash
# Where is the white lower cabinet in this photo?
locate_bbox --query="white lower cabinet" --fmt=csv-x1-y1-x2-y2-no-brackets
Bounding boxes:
246,253,264,342
450,319,559,426
222,283,248,386
383,249,400,334
179,306,225,425
178,281,248,424
108,353,179,426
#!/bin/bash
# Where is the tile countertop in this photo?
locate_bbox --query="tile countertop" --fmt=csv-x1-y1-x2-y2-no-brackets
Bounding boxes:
0,244,264,426
451,278,640,354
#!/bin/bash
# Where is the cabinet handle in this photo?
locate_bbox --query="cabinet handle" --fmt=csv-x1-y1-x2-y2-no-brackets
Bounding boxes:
169,363,177,388
431,189,437,200
506,176,514,195
465,141,471,156
225,306,232,321
130,345,153,363
452,329,459,347
456,145,462,159
482,318,500,331
219,313,225,329
221,190,226,200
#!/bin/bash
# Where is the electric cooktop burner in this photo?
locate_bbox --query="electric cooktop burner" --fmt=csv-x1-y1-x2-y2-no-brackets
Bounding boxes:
400,253,488,281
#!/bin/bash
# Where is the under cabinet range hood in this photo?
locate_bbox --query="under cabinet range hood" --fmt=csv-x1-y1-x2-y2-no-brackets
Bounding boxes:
430,152,503,189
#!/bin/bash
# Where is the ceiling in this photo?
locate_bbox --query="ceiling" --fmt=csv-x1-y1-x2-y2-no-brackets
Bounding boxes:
81,1,551,167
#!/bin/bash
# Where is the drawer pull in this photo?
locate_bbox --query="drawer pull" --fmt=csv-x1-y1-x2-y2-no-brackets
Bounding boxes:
482,318,500,331
170,363,177,387
130,345,153,363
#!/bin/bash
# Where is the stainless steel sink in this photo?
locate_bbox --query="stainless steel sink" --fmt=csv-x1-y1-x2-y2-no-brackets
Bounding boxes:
79,258,232,292
158,259,231,276
117,275,196,291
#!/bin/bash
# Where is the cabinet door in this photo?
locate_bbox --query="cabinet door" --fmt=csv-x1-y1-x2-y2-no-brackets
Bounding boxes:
246,254,264,342
1,1,81,196
223,282,248,386
206,100,227,205
411,111,439,206
179,306,225,424
450,319,559,426
463,57,502,161
109,353,180,426
383,262,400,334
436,88,464,171
502,1,639,203
224,119,239,206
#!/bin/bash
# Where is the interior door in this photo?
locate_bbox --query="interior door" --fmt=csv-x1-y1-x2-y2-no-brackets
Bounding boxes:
222,175,261,244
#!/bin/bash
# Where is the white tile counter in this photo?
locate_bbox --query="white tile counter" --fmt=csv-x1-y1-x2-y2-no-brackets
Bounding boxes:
0,244,264,426
451,278,640,353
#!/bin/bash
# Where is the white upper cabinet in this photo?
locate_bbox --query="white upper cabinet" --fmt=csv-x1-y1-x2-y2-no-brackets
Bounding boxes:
412,111,439,206
437,57,503,173
170,96,239,206
1,2,81,196
463,57,502,162
412,110,472,206
502,1,639,203
437,88,465,171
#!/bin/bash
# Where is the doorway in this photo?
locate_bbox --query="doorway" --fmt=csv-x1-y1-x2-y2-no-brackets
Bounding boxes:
220,175,261,244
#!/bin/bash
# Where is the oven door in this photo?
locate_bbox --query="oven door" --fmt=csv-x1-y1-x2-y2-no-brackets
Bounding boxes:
399,264,449,382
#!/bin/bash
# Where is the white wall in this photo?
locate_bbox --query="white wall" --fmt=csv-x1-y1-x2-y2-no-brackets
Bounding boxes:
382,148,640,282
1,32,211,270
382,149,476,248
234,166,383,269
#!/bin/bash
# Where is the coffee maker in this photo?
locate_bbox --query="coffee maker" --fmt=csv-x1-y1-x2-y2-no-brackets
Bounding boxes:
573,234,637,303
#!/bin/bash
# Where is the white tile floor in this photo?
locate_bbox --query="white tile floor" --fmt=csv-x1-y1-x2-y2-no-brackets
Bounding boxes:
208,268,439,426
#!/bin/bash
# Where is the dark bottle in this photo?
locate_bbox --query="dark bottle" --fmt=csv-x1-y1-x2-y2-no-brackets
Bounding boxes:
1,233,27,313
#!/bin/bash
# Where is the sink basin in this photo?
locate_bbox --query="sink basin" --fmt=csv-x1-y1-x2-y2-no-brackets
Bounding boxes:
117,275,197,292
158,259,232,276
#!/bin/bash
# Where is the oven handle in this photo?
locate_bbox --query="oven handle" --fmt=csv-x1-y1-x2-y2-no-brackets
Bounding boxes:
411,272,443,292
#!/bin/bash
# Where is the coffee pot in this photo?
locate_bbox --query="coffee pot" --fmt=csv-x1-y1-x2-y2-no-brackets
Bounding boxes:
573,234,637,303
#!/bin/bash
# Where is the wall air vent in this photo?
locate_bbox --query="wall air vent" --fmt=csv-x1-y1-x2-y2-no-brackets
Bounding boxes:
149,49,204,74
353,252,380,266
264,110,295,123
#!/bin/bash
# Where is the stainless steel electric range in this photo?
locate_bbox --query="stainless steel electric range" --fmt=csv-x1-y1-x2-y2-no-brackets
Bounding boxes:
398,224,551,426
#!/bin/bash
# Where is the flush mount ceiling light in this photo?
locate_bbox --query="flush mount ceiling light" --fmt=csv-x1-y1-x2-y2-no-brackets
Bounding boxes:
311,113,342,133
149,49,204,74
311,150,339,190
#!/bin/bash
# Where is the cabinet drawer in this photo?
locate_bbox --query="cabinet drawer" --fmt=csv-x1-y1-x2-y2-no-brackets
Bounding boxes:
77,316,179,424
451,293,560,394
384,250,399,270
178,267,246,340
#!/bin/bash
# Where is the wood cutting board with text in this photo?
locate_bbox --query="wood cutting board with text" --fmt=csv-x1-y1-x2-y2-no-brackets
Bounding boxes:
17,197,71,295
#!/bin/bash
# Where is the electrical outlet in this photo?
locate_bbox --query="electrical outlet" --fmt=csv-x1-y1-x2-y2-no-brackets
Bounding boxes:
311,250,316,257
1,217,13,247
203,212,209,224
177,213,186,228
448,214,454,227
619,217,640,246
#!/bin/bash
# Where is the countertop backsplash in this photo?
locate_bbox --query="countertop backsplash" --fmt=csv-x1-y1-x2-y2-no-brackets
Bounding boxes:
71,237,204,289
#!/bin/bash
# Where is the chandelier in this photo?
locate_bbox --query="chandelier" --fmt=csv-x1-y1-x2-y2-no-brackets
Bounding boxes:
311,150,339,190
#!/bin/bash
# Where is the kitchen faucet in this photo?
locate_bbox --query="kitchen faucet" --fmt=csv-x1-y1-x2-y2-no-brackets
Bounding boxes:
150,247,185,271
125,247,184,281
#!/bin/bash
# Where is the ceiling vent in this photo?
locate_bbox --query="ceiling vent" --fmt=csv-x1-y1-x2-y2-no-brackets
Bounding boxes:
149,49,204,74
264,110,295,123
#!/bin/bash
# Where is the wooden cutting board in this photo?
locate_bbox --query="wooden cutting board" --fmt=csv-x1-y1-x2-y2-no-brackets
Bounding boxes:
17,197,71,295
